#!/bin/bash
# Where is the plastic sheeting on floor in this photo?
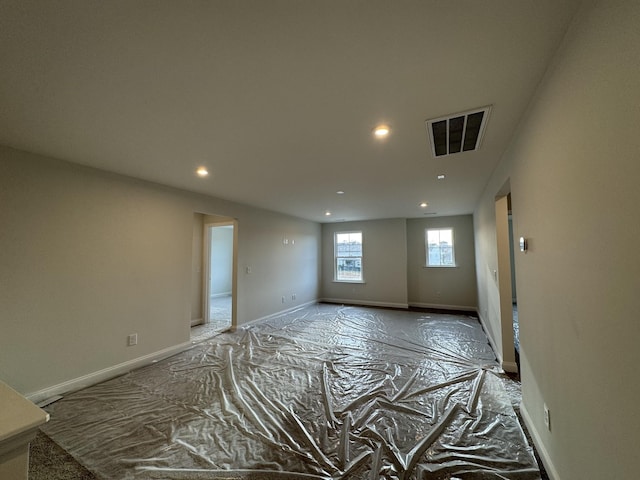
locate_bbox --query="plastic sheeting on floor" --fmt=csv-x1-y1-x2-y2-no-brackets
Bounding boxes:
42,304,541,479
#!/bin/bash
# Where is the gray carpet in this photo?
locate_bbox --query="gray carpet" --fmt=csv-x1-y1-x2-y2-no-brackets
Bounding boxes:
29,430,97,480
29,378,548,480
30,377,548,480
29,304,548,480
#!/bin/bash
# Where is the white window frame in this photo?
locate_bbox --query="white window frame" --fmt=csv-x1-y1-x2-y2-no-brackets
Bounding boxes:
426,228,456,267
334,231,364,283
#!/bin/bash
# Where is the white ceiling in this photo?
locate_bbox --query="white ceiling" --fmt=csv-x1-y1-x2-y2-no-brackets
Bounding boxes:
0,0,581,223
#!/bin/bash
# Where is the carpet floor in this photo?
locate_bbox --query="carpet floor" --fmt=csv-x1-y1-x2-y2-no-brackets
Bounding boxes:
30,305,548,480
30,430,97,480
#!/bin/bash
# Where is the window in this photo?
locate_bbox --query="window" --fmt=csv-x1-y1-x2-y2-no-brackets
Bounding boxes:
334,231,363,282
426,228,455,267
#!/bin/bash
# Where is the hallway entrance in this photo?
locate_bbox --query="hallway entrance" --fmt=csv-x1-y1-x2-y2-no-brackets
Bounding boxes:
190,213,237,343
495,189,518,373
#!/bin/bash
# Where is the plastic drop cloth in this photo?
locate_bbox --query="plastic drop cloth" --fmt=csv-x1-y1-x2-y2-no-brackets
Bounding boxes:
42,304,541,480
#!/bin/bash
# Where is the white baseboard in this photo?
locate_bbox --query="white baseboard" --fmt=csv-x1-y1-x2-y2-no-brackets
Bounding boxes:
520,401,561,480
190,317,203,327
26,341,192,404
320,298,409,309
477,310,504,367
240,300,319,328
408,302,477,312
476,310,519,373
27,301,321,403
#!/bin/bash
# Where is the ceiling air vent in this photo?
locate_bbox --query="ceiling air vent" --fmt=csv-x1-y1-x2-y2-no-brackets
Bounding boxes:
426,106,491,158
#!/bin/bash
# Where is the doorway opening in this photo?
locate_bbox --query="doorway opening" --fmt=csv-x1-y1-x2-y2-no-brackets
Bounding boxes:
495,188,519,374
507,197,519,371
190,213,237,343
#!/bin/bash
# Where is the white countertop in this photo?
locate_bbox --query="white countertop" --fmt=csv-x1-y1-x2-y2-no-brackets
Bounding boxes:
0,380,49,454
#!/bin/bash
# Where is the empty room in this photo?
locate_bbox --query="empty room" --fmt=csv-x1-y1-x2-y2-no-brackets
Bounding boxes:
0,1,638,479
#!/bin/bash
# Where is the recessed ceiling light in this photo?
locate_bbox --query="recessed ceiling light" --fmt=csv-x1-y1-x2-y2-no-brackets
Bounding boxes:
196,167,209,177
419,202,428,208
373,125,390,138
325,211,332,216
336,191,345,195
437,174,446,180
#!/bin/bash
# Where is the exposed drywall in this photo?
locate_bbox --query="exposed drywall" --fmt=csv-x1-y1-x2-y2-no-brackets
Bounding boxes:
0,146,321,396
321,219,408,308
473,1,640,477
406,215,477,310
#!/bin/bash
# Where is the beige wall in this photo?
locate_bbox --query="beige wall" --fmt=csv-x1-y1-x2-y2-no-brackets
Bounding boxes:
407,215,477,310
321,219,408,308
474,1,640,478
0,146,321,396
321,216,478,311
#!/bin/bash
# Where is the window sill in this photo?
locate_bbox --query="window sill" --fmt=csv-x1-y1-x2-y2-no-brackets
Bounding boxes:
333,280,366,284
423,265,458,269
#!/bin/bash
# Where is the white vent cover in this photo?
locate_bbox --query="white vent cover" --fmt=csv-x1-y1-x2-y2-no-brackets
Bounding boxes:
426,106,491,158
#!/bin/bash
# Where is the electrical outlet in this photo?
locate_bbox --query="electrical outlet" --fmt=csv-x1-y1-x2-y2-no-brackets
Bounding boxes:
543,403,551,431
292,293,296,301
281,296,286,303
127,333,138,346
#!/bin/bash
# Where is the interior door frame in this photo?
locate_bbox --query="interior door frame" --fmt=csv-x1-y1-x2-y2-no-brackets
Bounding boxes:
495,187,518,373
203,219,238,330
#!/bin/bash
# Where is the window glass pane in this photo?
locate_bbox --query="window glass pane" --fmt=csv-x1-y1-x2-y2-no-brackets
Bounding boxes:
426,228,455,267
427,230,440,246
336,258,362,281
335,231,363,281
336,232,362,255
439,229,452,245
428,245,441,265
